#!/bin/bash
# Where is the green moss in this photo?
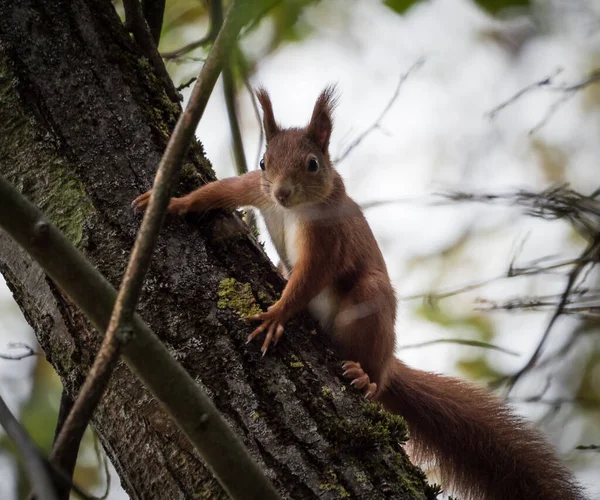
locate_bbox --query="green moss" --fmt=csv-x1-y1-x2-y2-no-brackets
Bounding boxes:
289,354,304,369
325,402,409,452
217,278,262,318
354,471,367,484
251,411,260,421
319,469,350,498
321,386,333,398
0,55,94,248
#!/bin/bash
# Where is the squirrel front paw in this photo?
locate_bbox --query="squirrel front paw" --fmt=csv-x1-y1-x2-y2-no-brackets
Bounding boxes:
342,361,378,399
246,305,287,356
131,190,189,216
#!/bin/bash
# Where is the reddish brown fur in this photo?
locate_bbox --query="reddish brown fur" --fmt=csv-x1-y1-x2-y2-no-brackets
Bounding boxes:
132,87,585,500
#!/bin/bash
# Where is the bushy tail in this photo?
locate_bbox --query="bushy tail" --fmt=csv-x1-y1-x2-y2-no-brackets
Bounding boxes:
378,359,584,500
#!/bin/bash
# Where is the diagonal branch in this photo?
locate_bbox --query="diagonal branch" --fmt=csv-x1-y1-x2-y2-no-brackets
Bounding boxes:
48,2,260,499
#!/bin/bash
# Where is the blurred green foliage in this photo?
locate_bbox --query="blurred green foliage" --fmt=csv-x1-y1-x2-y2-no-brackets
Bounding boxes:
0,358,102,498
416,302,495,341
385,0,530,15
576,352,600,405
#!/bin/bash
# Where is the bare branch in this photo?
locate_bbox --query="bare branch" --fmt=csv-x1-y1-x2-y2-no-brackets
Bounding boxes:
0,394,58,500
49,3,264,499
223,52,248,176
576,444,600,451
505,239,600,394
335,58,424,164
439,185,600,240
486,68,562,119
487,69,600,133
0,342,39,360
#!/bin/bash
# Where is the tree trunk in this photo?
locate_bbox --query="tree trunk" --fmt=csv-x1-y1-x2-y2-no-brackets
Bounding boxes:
0,0,432,498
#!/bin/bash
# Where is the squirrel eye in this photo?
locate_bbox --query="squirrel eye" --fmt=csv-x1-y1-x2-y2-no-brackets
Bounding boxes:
259,158,265,170
307,157,319,173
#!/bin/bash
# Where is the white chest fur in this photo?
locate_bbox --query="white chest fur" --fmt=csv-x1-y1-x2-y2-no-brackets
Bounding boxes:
259,206,338,330
260,207,300,268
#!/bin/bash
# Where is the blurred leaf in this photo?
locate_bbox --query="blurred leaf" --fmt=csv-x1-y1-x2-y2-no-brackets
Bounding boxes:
416,303,495,341
162,0,207,34
384,0,530,16
575,352,600,405
265,0,320,49
474,0,530,14
457,356,504,381
581,67,600,112
530,139,567,184
20,359,62,455
3,357,103,497
383,0,419,15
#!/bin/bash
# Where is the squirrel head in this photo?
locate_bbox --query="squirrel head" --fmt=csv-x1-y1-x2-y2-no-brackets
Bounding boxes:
256,86,338,209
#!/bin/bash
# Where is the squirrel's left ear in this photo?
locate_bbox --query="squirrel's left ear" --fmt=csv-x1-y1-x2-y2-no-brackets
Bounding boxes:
307,85,337,153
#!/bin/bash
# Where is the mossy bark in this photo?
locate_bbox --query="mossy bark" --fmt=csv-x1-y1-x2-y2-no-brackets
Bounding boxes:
0,0,433,498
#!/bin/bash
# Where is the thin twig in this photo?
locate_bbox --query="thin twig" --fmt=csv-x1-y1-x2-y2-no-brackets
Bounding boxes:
397,338,520,356
487,69,600,133
223,56,248,176
509,396,599,410
218,3,248,177
46,4,278,500
0,393,58,500
486,68,562,119
0,342,39,360
335,58,424,164
176,77,196,91
576,444,600,451
123,0,179,103
400,256,581,303
505,239,600,394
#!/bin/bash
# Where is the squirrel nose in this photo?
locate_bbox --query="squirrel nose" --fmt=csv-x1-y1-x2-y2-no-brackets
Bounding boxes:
275,186,292,204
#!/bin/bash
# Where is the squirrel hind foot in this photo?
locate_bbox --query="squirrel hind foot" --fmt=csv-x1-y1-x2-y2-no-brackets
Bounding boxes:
342,361,378,399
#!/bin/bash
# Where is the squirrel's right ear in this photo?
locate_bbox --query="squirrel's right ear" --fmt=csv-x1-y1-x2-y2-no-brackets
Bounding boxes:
256,88,280,142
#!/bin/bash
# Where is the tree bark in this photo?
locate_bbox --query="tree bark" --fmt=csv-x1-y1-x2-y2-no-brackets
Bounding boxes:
0,0,432,498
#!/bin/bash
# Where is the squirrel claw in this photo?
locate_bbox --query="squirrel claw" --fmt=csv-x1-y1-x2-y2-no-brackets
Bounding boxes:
342,360,378,398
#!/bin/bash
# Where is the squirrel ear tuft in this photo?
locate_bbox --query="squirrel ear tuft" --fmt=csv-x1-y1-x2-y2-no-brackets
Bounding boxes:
307,85,338,153
256,87,280,142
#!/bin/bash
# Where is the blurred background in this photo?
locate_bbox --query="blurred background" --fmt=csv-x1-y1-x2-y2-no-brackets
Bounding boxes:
1,0,599,497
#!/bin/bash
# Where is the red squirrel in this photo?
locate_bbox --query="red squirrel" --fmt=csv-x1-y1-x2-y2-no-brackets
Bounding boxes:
132,87,584,500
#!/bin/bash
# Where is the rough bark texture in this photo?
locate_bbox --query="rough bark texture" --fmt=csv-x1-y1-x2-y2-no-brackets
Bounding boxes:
0,0,434,498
